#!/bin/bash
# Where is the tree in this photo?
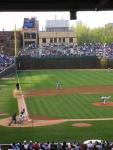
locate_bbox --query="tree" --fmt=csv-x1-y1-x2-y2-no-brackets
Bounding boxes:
100,57,108,69
74,22,113,44
74,23,91,45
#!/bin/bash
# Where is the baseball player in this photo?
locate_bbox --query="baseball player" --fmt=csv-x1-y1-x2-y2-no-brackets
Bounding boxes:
56,81,62,89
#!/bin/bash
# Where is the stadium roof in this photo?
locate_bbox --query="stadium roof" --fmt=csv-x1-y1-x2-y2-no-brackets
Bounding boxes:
1,0,113,11
46,20,69,28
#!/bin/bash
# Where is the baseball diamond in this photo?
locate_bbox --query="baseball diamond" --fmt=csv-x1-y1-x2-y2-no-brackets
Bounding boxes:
1,69,113,143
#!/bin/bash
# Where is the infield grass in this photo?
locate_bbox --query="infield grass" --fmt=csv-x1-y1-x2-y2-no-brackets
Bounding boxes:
26,93,113,119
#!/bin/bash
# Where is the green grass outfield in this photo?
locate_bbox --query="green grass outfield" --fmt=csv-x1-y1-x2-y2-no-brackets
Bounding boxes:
1,69,113,142
18,69,113,90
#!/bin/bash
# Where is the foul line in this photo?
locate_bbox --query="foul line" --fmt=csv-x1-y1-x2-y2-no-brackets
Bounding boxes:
15,69,29,120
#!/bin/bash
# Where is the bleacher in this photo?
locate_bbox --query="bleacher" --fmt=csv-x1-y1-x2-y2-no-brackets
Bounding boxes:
18,42,113,59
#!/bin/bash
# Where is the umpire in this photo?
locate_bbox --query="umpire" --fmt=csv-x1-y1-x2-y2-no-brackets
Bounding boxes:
8,113,17,126
16,82,20,90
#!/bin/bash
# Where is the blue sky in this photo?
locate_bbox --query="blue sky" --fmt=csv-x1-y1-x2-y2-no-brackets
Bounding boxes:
0,11,113,31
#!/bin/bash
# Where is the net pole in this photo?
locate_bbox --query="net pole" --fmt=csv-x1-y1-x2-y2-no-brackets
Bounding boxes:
14,22,19,83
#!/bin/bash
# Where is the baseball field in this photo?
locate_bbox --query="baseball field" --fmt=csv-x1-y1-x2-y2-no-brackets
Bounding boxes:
1,69,113,143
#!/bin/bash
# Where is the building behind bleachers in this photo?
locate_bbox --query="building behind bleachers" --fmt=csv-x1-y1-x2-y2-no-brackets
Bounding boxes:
39,20,76,45
0,31,21,55
0,17,76,56
22,17,39,48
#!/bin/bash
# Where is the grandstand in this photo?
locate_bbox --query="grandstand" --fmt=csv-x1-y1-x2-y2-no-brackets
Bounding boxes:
0,53,14,72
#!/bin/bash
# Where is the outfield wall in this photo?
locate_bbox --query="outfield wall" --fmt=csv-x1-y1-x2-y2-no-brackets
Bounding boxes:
16,56,101,70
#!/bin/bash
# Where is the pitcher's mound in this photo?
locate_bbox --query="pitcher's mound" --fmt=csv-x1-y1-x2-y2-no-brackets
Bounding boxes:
93,102,113,106
72,123,92,127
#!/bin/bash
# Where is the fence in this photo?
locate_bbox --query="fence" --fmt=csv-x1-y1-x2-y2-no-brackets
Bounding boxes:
0,63,16,78
16,56,101,70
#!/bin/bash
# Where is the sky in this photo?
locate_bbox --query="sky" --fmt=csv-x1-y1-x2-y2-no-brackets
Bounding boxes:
0,11,113,31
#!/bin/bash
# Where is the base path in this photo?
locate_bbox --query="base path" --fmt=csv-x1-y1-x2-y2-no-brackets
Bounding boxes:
17,85,113,97
0,117,67,127
1,117,113,127
13,89,29,120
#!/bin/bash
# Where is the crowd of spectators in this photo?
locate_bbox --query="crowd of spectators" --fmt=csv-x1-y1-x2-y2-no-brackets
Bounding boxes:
0,140,113,150
18,43,113,59
0,53,14,72
1,42,113,71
